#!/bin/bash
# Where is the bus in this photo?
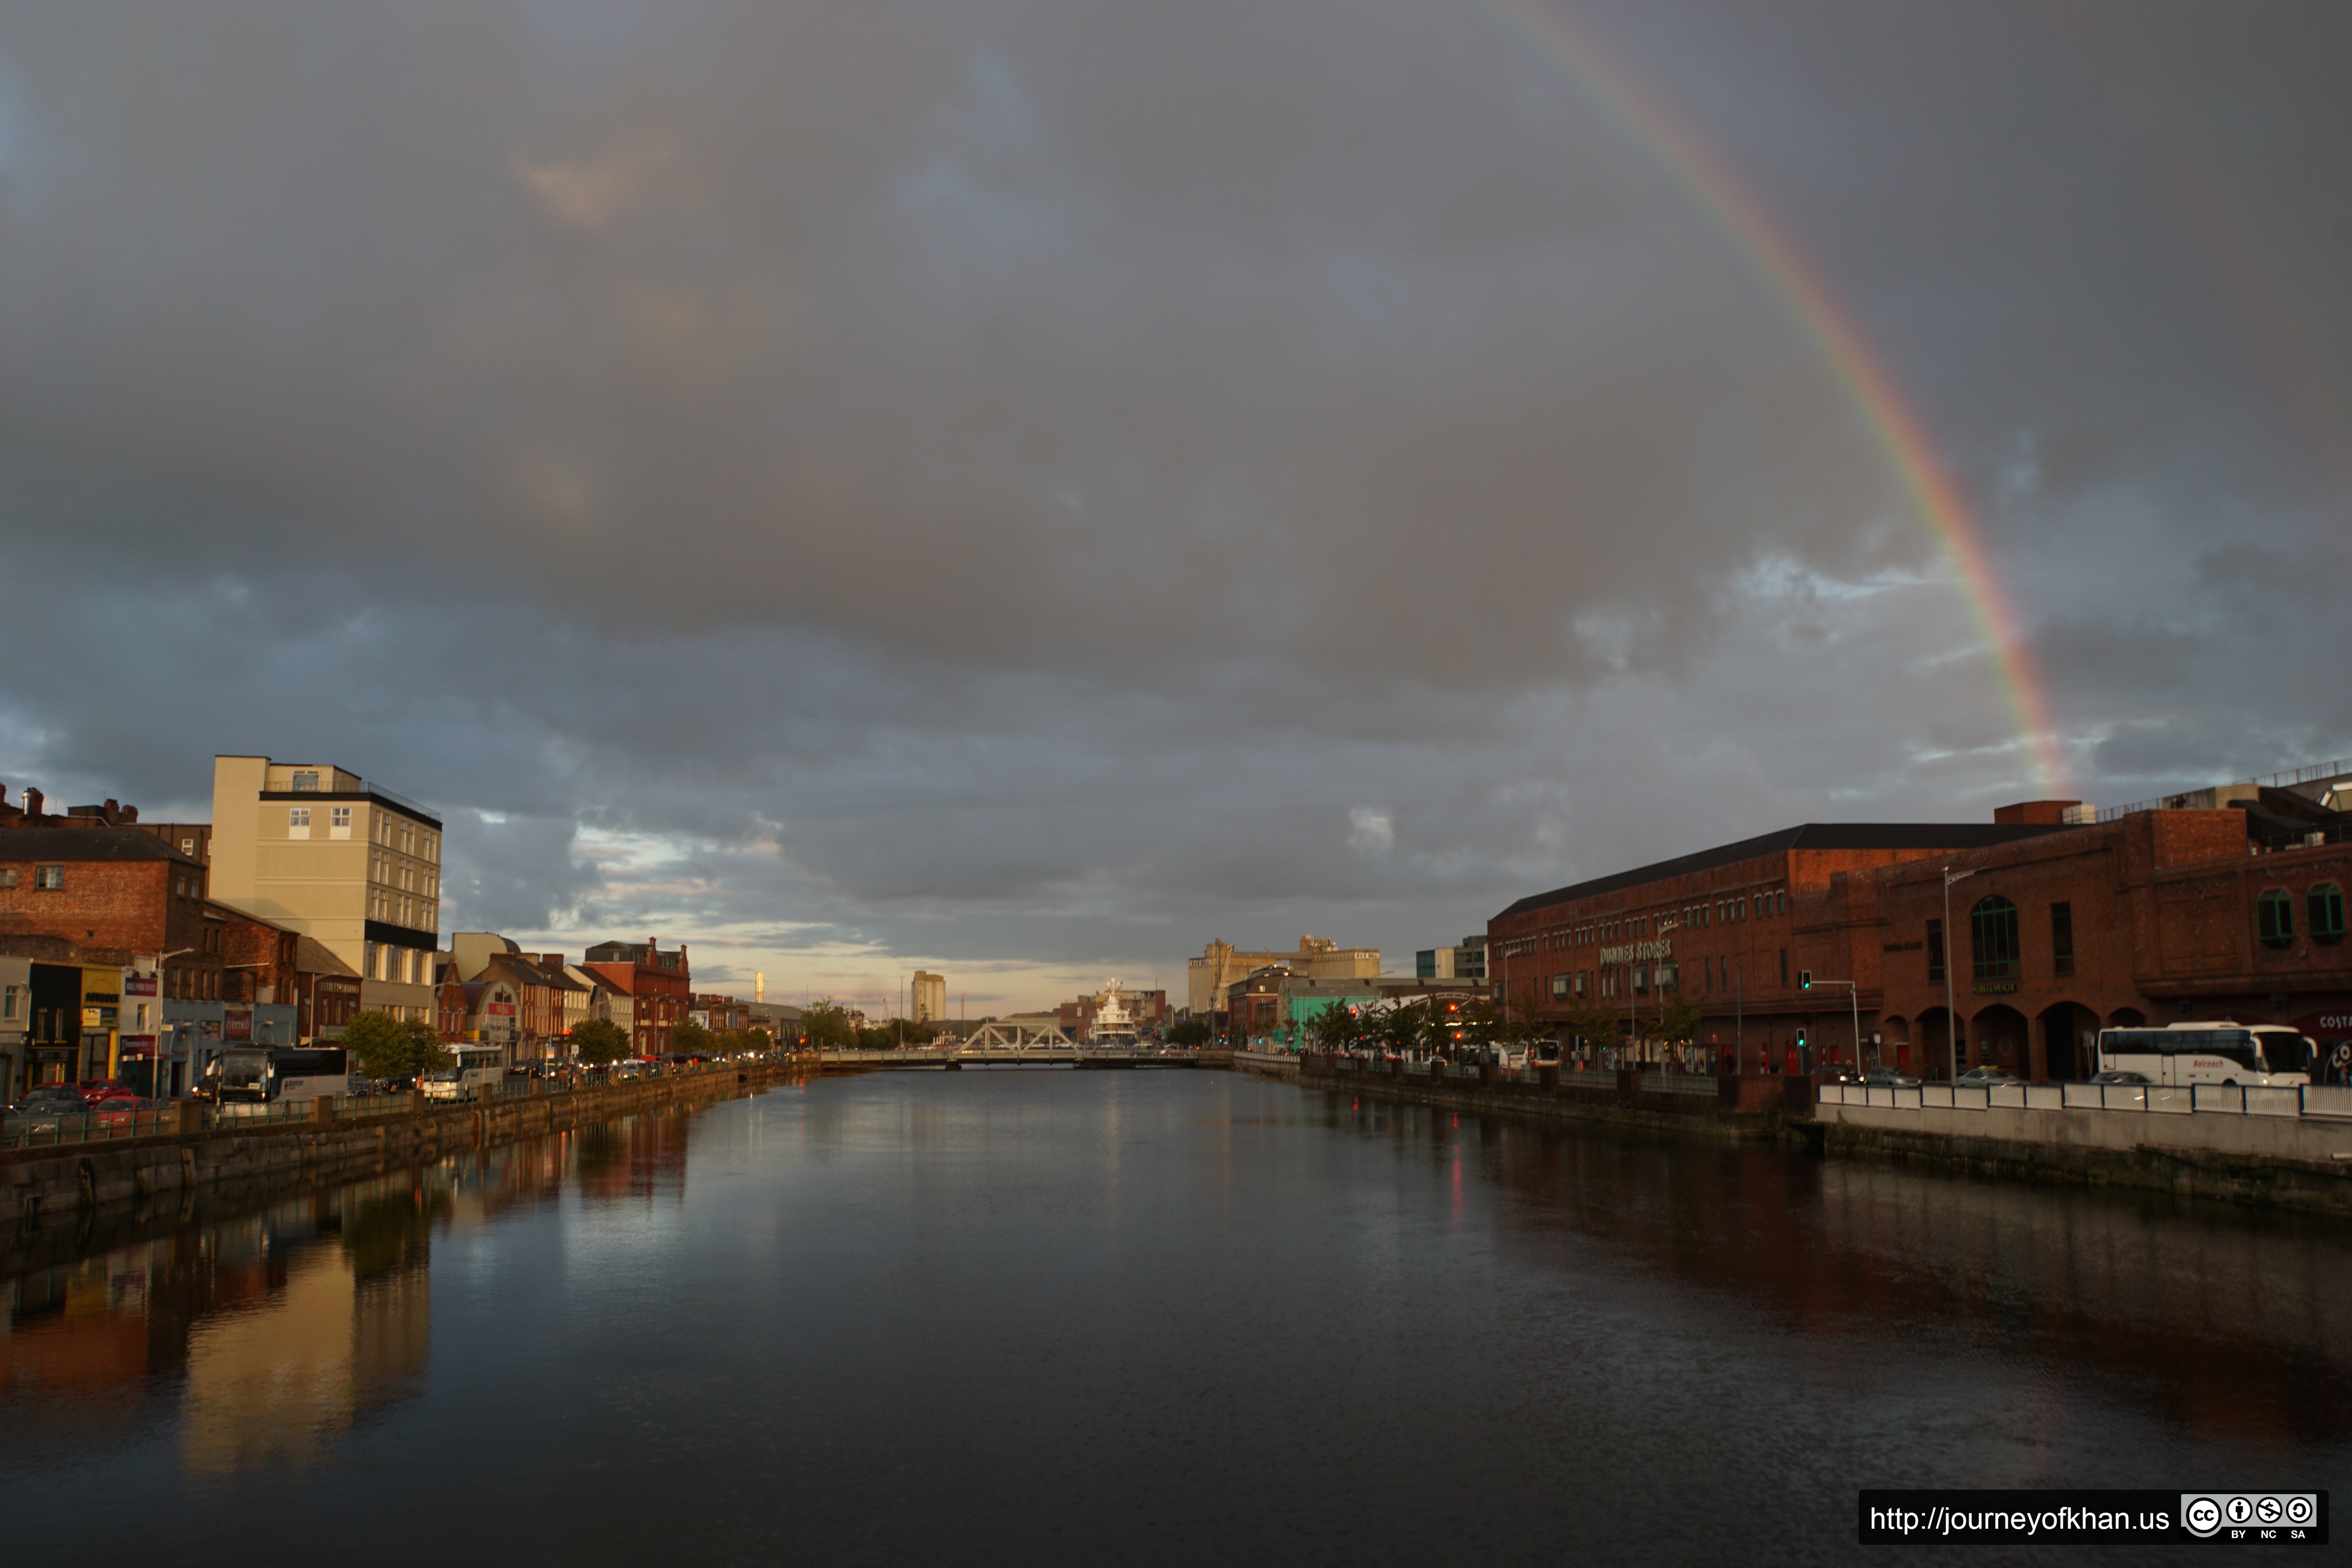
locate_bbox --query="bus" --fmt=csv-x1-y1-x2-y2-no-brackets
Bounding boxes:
2095,1022,2316,1088
211,1046,351,1104
424,1044,506,1101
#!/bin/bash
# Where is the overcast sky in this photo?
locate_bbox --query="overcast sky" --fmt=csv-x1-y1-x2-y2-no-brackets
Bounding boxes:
3,0,2346,1013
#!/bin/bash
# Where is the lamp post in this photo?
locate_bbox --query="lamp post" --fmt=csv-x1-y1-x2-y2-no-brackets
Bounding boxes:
147,948,198,1098
1943,866,1976,1082
1804,976,1862,1076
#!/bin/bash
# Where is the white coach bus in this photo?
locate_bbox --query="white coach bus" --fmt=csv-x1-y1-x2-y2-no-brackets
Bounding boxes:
211,1046,351,1104
2095,1022,2315,1088
423,1044,507,1101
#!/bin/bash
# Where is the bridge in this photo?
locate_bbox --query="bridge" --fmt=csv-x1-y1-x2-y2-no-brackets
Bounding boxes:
815,1046,1229,1071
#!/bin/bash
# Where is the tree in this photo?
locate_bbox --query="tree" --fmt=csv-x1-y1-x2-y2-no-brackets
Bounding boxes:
1655,989,1706,1052
670,1019,715,1057
568,1017,631,1065
343,1011,454,1079
800,1001,855,1052
343,1011,418,1080
1166,1018,1212,1048
1302,1000,1357,1053
406,1018,453,1076
1563,995,1622,1057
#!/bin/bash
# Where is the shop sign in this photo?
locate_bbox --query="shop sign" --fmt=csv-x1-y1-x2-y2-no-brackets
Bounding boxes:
1598,939,1673,965
2293,1012,2352,1039
123,974,158,997
224,1005,252,1042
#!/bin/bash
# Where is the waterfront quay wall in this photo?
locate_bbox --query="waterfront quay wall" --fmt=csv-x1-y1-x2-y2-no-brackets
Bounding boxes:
0,1059,811,1230
1815,1093,2352,1216
1252,1053,1793,1142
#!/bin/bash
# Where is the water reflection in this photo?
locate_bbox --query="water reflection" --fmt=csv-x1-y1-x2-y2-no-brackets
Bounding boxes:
0,1109,693,1476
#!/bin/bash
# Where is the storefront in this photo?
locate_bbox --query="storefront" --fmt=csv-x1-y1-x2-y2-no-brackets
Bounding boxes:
2293,1011,2352,1084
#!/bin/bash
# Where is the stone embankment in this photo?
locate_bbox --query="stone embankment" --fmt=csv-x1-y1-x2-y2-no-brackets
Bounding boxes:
0,1058,813,1232
1257,1052,1801,1142
1250,1052,2352,1216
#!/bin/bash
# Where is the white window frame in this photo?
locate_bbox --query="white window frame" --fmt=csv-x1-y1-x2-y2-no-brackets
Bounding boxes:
288,806,311,839
330,806,352,839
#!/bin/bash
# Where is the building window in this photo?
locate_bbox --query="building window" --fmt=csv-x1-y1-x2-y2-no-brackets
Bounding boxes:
0,868,15,888
34,865,61,890
2,985,16,1020
2256,887,2295,949
2312,883,2346,946
291,771,319,791
1632,965,1648,995
1656,961,1678,993
1550,973,1570,999
2050,902,2075,976
1926,919,1945,984
288,806,310,838
180,837,194,856
331,806,352,839
1971,895,2020,983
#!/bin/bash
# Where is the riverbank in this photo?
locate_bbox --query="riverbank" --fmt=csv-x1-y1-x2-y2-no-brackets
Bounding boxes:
0,1057,813,1241
1253,1051,2352,1217
1257,1052,1795,1142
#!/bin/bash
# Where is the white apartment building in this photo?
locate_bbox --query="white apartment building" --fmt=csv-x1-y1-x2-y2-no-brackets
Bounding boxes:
911,970,946,1024
208,756,443,1023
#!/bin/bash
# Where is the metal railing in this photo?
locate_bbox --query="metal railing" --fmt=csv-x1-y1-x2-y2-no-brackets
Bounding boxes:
2096,756,2352,823
2,1056,788,1153
1819,1079,2352,1121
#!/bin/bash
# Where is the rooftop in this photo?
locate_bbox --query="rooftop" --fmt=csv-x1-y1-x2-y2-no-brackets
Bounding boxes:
1495,822,2080,920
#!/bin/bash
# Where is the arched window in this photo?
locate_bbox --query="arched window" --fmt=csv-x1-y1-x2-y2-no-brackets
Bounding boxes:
2309,883,2345,945
2256,888,2295,949
1970,895,2020,985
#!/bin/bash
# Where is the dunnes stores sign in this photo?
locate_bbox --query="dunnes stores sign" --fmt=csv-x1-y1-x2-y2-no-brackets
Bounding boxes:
1598,939,1674,966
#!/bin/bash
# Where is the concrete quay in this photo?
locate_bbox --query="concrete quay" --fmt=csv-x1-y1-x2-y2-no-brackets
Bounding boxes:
1813,1091,2352,1216
1251,1052,2352,1217
1258,1052,1796,1142
0,1058,813,1233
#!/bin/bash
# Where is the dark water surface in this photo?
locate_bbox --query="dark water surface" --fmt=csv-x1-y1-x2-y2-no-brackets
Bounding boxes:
4,1070,2346,1564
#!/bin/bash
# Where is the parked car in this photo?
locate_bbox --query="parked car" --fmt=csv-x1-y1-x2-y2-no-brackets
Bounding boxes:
15,1084,90,1112
1864,1067,1923,1087
2087,1069,2151,1086
1955,1066,2018,1086
80,1080,143,1105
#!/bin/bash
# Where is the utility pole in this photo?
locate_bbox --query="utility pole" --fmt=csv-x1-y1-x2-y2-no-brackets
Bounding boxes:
1943,867,1975,1082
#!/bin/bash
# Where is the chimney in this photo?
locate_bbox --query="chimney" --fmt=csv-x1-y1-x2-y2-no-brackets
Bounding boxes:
103,798,119,824
120,804,138,823
23,787,43,818
755,971,765,1003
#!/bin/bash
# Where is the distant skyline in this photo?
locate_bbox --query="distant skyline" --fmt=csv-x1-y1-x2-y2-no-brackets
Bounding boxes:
3,1,2346,1012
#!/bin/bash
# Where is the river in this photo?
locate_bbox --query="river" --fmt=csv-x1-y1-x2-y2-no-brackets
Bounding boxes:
3,1069,2345,1563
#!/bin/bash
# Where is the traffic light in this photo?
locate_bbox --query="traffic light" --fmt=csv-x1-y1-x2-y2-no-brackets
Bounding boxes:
1799,970,1812,990
1795,1024,1808,1047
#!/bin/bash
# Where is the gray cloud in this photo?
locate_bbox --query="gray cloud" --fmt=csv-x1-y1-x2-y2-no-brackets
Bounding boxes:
1,0,2347,1005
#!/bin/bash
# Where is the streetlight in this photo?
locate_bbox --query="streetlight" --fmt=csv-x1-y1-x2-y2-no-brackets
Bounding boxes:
1943,866,1976,1083
147,948,197,1098
1799,972,1862,1076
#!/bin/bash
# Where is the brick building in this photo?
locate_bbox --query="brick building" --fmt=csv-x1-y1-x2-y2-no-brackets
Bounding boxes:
1489,781,2352,1083
582,940,691,1056
1486,818,2079,1075
1876,805,2352,1083
0,827,220,1087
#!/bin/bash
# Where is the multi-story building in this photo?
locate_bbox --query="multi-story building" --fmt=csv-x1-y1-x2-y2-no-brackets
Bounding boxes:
1414,937,1487,982
1486,815,2077,1074
1485,765,2352,1081
1873,796,2352,1082
441,933,591,1063
910,971,946,1024
690,993,748,1033
0,826,221,1089
1187,937,1381,1020
581,940,691,1056
208,756,443,1024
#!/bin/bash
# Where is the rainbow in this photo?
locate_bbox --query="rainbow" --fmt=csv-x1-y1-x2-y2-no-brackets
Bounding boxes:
1472,0,2070,798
